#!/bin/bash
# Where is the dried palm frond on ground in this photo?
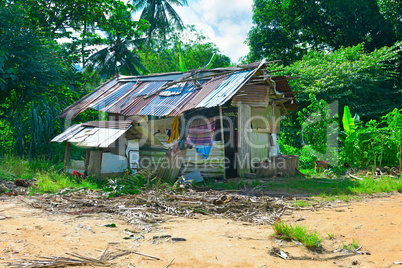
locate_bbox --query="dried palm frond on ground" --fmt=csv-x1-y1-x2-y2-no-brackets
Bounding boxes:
7,248,160,267
17,187,319,231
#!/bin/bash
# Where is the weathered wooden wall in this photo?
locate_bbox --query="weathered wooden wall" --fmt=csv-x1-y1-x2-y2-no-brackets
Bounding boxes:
179,141,225,178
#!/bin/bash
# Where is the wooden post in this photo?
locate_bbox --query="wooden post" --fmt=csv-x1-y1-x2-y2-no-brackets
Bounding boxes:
219,106,227,180
63,142,71,173
85,147,91,172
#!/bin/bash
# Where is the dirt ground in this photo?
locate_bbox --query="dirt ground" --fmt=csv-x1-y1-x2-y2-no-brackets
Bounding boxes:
0,193,401,267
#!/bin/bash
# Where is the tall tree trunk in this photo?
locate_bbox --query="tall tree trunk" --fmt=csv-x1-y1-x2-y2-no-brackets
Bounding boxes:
82,21,87,66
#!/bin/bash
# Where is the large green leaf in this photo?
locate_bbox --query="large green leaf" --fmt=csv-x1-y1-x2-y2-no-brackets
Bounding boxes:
343,106,355,135
177,43,187,72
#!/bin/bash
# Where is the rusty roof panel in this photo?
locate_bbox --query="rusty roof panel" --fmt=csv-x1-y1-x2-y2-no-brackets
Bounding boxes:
271,76,298,111
120,95,158,116
58,77,119,119
131,81,167,97
57,61,298,120
104,82,143,114
138,82,200,116
195,69,255,108
232,85,270,107
179,74,230,113
89,82,136,111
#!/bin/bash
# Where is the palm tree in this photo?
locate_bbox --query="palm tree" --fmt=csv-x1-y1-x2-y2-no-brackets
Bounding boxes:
84,37,148,78
84,2,149,78
131,0,188,38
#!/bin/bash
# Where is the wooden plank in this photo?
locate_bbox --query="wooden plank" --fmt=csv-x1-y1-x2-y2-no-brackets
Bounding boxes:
237,104,252,177
85,147,91,172
251,132,270,170
63,142,71,172
219,106,227,180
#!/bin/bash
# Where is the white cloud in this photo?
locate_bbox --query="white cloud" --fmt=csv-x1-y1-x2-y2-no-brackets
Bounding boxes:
175,0,254,63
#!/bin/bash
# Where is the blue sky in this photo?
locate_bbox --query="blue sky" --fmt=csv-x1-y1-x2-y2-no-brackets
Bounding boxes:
174,0,254,63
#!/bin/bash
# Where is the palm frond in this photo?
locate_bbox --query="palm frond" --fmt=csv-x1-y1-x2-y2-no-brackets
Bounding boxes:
167,0,188,7
164,2,185,30
131,0,148,11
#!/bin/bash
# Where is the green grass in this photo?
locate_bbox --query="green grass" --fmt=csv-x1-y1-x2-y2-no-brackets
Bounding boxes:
292,200,311,207
272,221,323,250
0,155,99,194
327,232,335,240
342,239,359,251
203,174,402,200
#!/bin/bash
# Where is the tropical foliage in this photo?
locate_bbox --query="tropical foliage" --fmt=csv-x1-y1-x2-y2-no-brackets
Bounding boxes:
284,43,402,121
141,26,231,73
247,0,401,64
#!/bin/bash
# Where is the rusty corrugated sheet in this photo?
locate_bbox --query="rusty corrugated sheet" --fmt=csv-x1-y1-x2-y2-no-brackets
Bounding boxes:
58,77,119,119
118,81,167,116
178,74,230,113
120,95,158,116
89,82,137,112
271,76,298,111
138,81,202,116
105,82,144,114
57,60,298,120
195,69,255,109
231,85,270,106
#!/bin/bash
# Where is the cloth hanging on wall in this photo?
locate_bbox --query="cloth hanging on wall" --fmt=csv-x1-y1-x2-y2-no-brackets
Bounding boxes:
195,141,214,159
186,118,215,146
167,116,180,144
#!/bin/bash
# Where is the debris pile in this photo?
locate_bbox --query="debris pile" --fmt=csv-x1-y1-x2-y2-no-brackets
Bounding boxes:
18,187,293,231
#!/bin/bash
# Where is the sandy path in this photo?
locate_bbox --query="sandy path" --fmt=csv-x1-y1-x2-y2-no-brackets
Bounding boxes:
0,193,401,267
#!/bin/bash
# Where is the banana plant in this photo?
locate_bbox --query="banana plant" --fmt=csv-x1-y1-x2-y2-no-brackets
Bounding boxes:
342,105,357,166
167,42,217,72
342,106,355,135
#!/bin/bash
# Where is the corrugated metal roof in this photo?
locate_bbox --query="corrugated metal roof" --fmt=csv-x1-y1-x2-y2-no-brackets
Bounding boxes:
51,122,131,148
120,95,158,116
131,81,167,97
89,82,136,111
105,82,144,114
177,74,231,114
59,77,119,119
58,60,298,119
51,124,84,143
195,70,255,108
138,82,202,116
159,82,187,97
231,85,270,107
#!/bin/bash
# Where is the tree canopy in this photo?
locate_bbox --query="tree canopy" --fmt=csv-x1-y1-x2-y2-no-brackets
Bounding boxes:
284,42,402,121
247,0,400,64
0,2,72,116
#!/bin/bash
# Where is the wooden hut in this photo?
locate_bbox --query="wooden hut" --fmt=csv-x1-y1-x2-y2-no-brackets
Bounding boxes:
52,60,298,180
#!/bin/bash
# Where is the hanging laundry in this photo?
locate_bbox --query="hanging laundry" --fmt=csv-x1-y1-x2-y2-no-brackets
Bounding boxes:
196,141,214,159
186,118,215,146
167,116,180,144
